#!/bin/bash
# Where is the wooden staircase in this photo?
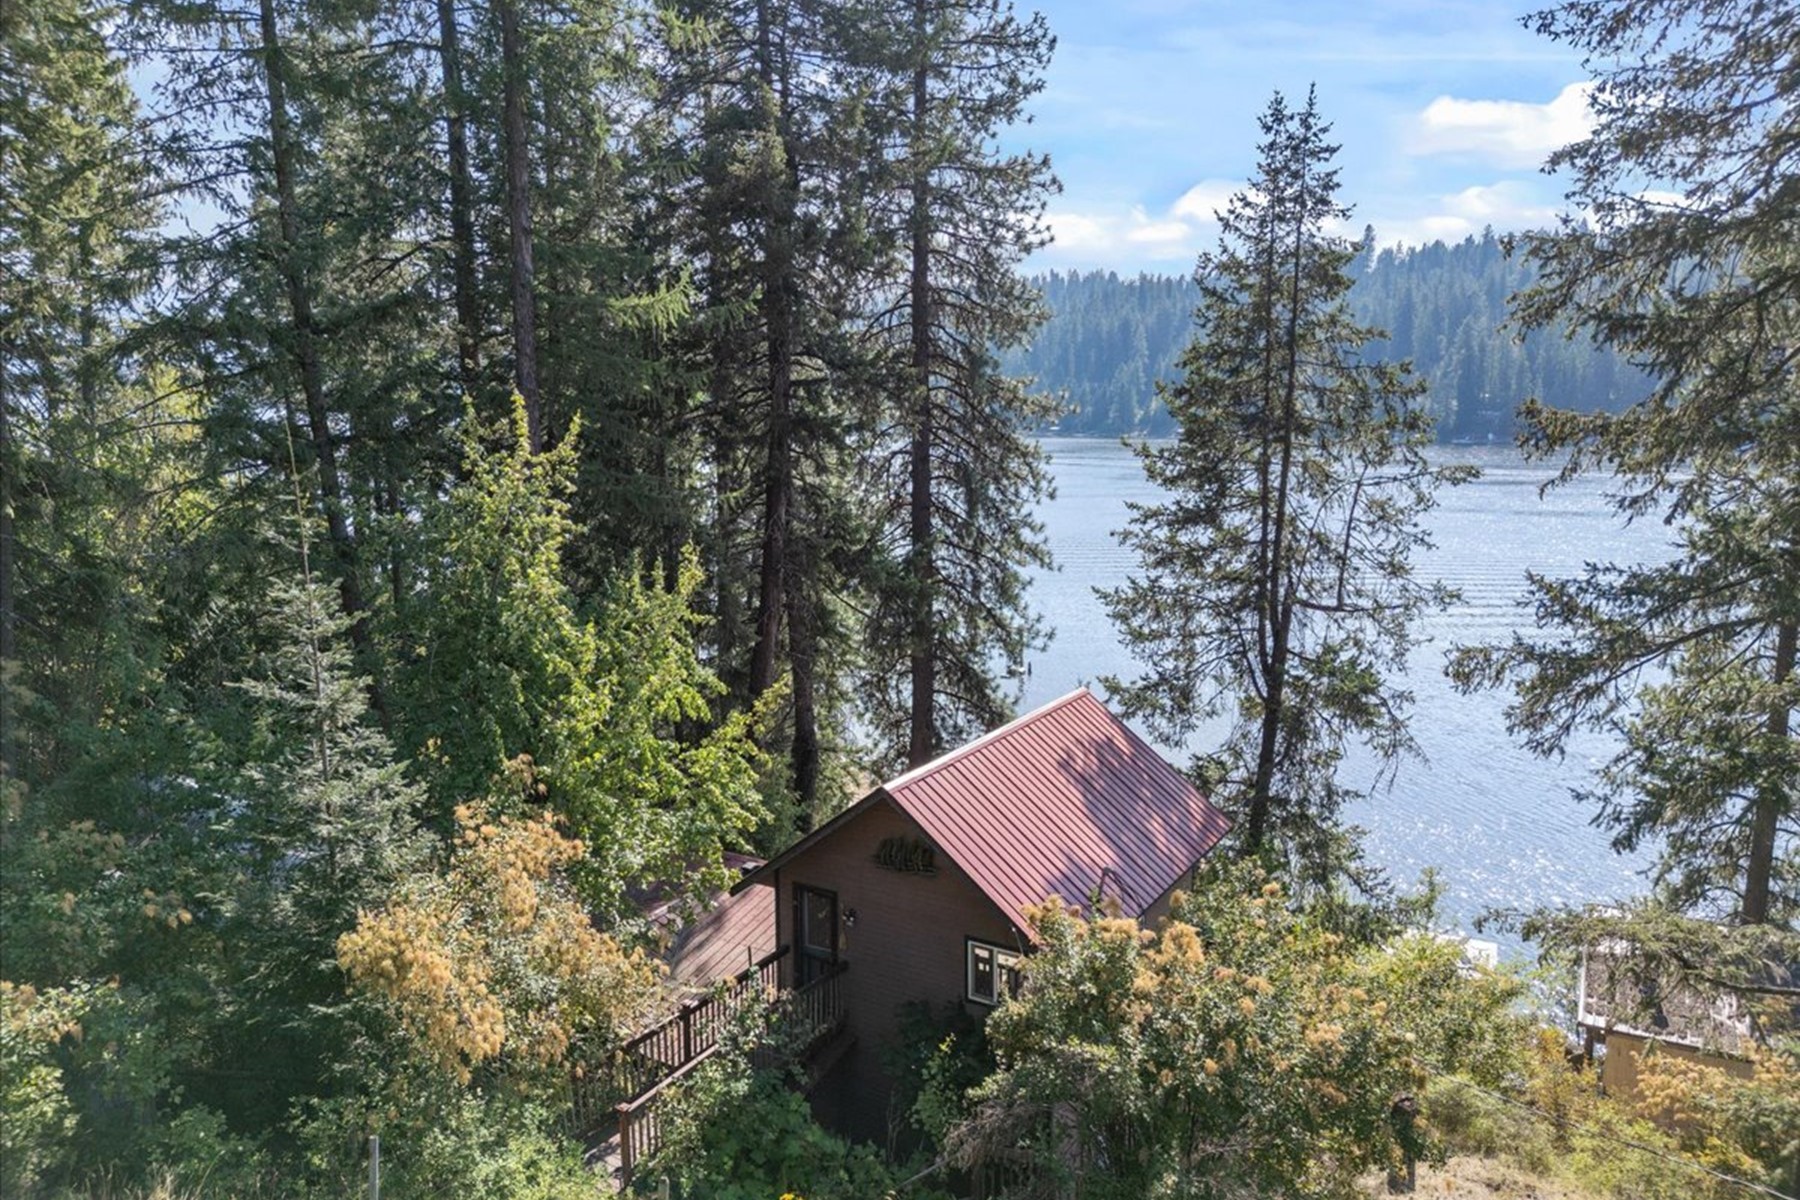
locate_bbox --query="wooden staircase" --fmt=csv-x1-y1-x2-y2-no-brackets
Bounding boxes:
569,944,849,1189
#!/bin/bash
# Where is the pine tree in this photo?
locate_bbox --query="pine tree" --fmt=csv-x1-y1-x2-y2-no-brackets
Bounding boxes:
0,0,188,985
122,0,454,695
0,0,188,862
1453,0,1800,925
1104,90,1469,891
212,524,426,1126
859,0,1059,768
655,0,876,817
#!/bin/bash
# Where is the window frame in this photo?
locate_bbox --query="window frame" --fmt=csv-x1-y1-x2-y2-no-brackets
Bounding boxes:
965,937,1023,1006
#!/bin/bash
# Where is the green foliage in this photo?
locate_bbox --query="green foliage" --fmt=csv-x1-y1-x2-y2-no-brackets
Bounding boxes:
1423,1034,1763,1200
294,1084,595,1200
2,983,82,1194
951,859,1527,1199
337,796,660,1092
653,1054,903,1200
1421,1076,1553,1172
1104,89,1472,893
140,1107,280,1200
0,980,181,1195
884,1000,995,1150
392,401,770,919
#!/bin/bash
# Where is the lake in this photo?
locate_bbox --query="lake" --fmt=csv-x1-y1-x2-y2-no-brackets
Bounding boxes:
1021,438,1675,952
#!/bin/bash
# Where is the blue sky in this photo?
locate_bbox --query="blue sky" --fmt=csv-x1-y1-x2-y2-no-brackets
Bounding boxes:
1018,0,1593,273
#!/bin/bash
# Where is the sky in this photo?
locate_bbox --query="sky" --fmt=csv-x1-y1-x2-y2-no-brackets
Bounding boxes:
1017,0,1594,274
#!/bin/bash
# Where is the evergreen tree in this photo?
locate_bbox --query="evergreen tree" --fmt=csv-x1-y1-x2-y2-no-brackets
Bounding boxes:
858,0,1059,768
654,0,877,818
0,0,196,992
203,524,426,1128
1103,90,1469,891
1453,0,1800,925
121,0,455,693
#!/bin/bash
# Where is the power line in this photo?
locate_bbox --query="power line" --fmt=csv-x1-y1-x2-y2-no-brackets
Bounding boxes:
1437,1077,1797,1200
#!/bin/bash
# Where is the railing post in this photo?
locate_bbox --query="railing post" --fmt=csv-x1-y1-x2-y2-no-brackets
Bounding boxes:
616,1102,634,1187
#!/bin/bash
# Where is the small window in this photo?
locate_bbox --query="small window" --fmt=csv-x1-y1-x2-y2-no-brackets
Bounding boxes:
966,939,1023,1006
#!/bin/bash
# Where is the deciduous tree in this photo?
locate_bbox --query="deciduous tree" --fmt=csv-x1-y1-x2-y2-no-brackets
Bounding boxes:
950,864,1523,1199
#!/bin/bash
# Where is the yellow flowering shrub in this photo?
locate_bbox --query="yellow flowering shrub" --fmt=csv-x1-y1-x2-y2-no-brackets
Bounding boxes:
955,861,1526,1200
338,799,659,1085
1633,1044,1800,1189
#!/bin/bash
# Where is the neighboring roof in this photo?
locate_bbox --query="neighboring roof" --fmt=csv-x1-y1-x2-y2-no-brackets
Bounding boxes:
1577,941,1757,1057
664,882,776,990
632,850,767,928
739,688,1231,939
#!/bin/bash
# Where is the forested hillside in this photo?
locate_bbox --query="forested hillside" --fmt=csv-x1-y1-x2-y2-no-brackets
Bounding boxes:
1,0,1058,1190
1010,230,1653,437
5,0,1796,1194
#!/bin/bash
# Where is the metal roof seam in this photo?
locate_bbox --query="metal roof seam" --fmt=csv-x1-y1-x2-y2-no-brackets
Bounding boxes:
744,689,1229,943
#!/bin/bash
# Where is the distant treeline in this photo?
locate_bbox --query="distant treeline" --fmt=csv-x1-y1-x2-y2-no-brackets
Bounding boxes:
1008,229,1654,438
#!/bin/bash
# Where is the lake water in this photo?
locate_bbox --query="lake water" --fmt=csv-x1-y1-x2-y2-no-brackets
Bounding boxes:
1021,438,1675,952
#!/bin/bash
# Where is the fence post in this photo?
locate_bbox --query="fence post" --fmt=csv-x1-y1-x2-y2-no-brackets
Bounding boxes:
1386,1095,1417,1194
617,1102,634,1188
367,1134,380,1200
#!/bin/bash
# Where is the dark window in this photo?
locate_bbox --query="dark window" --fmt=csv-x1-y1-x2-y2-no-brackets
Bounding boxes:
967,939,1022,1005
795,885,838,985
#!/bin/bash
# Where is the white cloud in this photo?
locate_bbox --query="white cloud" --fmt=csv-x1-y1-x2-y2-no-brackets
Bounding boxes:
1370,181,1560,249
1041,177,1563,272
1042,211,1117,255
1043,179,1243,266
1169,180,1239,224
1409,81,1594,168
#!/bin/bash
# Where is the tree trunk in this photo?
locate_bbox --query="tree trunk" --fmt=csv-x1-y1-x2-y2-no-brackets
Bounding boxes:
497,0,542,450
747,0,793,701
787,542,820,820
1243,174,1308,856
1742,618,1795,924
255,0,375,669
436,0,481,401
905,10,935,768
747,299,793,701
0,334,15,702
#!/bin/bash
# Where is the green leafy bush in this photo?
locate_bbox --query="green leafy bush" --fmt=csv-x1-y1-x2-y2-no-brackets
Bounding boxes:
953,860,1528,1199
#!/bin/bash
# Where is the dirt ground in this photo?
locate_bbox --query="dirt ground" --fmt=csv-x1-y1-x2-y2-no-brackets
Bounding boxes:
1363,1156,1602,1200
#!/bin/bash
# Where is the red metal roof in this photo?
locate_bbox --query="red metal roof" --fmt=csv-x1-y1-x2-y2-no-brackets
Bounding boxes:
880,688,1229,937
738,688,1230,941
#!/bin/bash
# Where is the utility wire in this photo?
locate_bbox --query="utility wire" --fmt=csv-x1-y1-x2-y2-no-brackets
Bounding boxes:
1439,1077,1797,1200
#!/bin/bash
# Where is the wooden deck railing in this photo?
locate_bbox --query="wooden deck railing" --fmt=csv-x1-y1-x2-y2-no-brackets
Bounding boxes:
624,943,789,1069
568,944,791,1139
613,1042,712,1184
614,958,849,1187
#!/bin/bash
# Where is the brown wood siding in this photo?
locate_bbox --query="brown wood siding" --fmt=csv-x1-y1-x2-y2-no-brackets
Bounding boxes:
766,798,1025,1141
1140,869,1198,926
1599,1031,1754,1107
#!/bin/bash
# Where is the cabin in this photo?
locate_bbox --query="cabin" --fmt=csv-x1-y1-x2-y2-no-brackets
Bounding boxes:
672,686,1231,1143
1576,941,1760,1101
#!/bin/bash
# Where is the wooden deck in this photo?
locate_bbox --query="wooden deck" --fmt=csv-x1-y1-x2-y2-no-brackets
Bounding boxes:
569,944,849,1191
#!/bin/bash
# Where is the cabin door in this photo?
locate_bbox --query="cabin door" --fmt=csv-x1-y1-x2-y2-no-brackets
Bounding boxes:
794,885,838,986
